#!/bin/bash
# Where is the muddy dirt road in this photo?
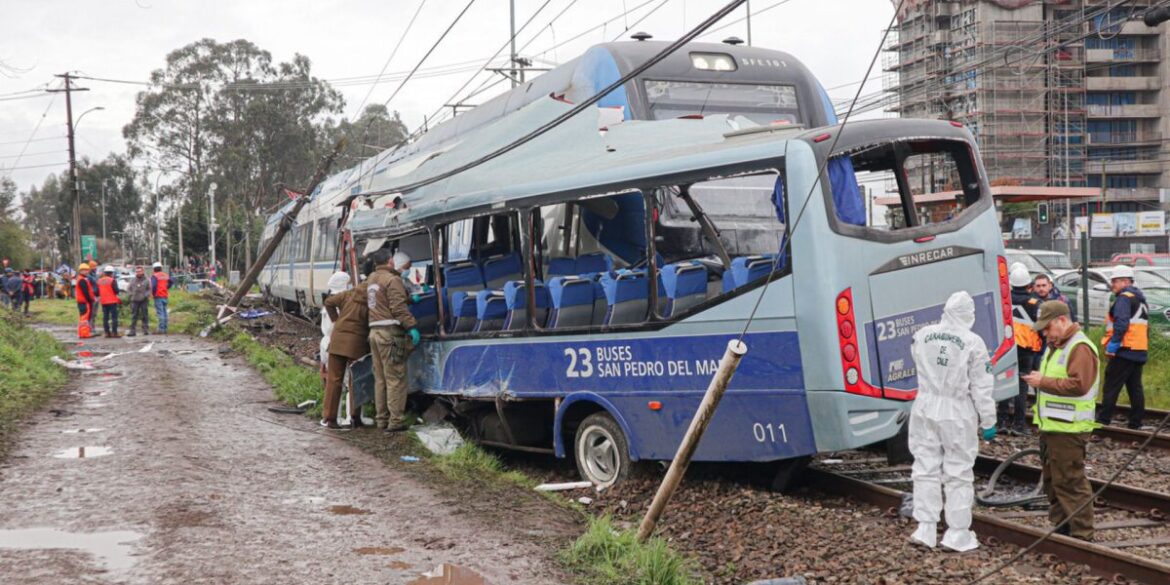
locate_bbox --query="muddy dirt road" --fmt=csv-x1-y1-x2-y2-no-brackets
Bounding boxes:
0,326,568,585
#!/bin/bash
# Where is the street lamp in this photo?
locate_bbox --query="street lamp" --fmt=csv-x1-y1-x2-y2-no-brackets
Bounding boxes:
74,106,104,130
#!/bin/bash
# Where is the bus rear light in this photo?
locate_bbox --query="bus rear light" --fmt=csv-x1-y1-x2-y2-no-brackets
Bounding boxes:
835,288,882,398
991,255,1016,364
913,235,936,243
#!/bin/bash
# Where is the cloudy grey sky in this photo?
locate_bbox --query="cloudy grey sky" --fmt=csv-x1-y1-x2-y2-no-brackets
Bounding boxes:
0,0,893,195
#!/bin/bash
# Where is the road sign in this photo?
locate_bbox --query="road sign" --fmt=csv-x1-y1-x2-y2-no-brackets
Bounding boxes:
81,235,97,261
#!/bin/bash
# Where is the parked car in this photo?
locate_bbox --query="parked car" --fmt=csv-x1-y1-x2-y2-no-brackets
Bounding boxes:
1054,266,1170,327
1109,253,1170,268
1005,249,1076,280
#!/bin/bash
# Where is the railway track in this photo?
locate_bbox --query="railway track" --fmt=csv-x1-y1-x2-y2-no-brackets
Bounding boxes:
1096,405,1170,451
811,453,1170,585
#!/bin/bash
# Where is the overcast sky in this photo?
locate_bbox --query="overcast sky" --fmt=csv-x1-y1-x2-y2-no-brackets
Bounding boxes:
0,0,893,197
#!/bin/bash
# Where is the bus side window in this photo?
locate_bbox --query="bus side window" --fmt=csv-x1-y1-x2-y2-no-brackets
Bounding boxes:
437,212,523,335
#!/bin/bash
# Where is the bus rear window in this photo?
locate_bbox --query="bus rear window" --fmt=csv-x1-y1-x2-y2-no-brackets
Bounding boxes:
828,139,982,233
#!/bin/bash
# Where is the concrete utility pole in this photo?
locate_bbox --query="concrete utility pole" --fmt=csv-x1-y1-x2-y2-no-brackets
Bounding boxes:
509,0,519,87
47,73,89,264
746,0,752,46
208,182,218,279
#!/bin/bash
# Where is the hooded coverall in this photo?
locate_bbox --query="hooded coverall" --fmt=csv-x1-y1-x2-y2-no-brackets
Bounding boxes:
908,291,997,552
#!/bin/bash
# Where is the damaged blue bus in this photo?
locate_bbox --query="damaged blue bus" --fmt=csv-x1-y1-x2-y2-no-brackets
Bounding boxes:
339,95,1018,488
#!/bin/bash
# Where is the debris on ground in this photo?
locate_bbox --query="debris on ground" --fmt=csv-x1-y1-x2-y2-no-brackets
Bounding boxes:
50,356,96,370
533,481,593,493
413,423,465,456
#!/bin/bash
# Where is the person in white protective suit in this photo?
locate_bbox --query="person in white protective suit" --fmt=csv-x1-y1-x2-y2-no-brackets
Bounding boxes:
908,290,998,551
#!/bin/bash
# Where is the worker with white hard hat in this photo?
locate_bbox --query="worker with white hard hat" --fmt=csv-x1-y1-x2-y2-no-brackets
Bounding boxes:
1096,264,1149,429
908,290,997,551
1000,264,1042,435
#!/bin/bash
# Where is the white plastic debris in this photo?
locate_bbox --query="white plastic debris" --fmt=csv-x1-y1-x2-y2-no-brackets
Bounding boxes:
413,423,465,456
577,496,593,505
138,343,153,353
51,356,96,370
296,400,317,409
533,481,593,492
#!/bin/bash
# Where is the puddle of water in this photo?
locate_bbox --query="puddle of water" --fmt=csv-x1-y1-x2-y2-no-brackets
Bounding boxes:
74,390,108,397
407,564,487,585
52,446,113,459
83,371,124,379
327,505,371,516
61,429,105,434
354,546,404,556
388,560,413,570
83,402,106,409
0,527,142,570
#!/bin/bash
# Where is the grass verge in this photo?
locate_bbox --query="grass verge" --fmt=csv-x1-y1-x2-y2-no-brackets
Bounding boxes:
0,312,69,456
560,516,700,585
228,331,324,416
27,289,217,335
429,442,535,488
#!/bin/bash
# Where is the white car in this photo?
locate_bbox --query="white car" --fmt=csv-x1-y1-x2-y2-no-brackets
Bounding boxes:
1004,249,1076,281
1054,266,1170,325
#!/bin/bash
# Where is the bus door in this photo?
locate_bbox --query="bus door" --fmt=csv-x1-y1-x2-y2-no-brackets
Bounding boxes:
827,134,1000,400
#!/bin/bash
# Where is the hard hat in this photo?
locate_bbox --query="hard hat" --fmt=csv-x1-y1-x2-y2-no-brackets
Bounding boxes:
78,265,90,272
1009,266,1032,288
1009,262,1028,275
103,265,115,274
152,262,162,269
1111,265,1135,281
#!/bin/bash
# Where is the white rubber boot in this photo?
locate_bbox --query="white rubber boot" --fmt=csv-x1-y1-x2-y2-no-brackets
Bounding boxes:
910,522,937,549
941,528,979,552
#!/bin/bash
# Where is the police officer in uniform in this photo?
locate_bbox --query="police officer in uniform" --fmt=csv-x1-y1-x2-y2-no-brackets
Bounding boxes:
1097,265,1148,429
1023,301,1099,540
1004,264,1042,435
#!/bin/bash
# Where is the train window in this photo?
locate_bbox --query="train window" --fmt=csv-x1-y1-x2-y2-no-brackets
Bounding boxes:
830,139,982,233
314,218,338,263
644,80,800,126
291,224,312,263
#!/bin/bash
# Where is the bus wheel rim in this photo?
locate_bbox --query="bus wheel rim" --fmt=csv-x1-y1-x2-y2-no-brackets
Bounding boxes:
580,426,618,484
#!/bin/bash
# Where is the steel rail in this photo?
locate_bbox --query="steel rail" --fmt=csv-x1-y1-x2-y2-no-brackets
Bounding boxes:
973,455,1170,517
807,466,1170,585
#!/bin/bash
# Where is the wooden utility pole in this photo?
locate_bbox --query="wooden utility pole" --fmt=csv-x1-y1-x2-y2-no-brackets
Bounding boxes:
637,339,747,541
47,73,88,264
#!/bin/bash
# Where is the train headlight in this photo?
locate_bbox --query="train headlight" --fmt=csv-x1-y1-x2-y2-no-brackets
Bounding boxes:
690,52,737,72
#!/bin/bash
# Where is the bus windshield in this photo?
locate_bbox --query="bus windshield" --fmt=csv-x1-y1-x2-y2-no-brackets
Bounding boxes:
644,80,801,125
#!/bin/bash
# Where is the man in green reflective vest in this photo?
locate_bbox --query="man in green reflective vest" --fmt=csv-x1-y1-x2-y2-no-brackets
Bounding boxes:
1021,300,1099,541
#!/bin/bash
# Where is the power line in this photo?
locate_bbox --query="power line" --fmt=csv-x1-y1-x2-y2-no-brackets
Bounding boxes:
0,92,54,102
0,86,60,179
350,0,431,120
0,135,66,146
0,150,65,159
610,0,674,42
374,0,479,115
695,0,794,41
2,161,69,171
362,0,752,199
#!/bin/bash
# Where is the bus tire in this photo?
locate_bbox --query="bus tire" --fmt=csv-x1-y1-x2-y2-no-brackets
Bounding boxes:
574,412,631,488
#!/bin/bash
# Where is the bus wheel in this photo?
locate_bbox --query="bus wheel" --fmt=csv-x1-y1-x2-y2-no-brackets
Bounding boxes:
574,412,630,488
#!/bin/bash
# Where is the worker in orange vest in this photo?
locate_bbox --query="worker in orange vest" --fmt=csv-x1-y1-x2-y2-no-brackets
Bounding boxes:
97,265,123,338
151,262,170,334
75,265,96,338
1004,264,1042,436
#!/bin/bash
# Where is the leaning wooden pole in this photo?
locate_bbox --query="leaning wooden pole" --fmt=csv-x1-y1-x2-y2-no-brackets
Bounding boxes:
636,338,747,542
210,138,347,329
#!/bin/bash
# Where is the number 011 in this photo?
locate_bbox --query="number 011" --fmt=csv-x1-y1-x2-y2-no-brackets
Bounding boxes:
752,422,788,443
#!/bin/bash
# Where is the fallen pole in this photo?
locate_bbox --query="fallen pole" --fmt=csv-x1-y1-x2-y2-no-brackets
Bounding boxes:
637,338,747,542
208,138,347,334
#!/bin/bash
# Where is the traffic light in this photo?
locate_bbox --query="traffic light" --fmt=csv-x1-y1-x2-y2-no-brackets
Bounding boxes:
1037,203,1049,224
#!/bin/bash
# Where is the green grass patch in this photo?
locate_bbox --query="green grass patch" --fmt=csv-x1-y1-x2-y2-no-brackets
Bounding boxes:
561,516,700,585
0,312,69,455
28,288,216,335
428,442,534,488
28,298,78,326
1085,326,1170,410
228,332,323,415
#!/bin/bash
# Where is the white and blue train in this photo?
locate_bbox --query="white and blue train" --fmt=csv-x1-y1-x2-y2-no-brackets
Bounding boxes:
258,39,1019,487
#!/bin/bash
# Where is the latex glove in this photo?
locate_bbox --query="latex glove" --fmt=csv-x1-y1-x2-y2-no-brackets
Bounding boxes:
410,294,421,304
407,328,420,346
980,427,997,441
420,283,431,293
1105,340,1121,356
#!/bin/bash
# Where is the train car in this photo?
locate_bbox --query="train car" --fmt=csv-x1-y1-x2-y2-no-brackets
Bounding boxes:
257,38,839,315
335,90,1018,487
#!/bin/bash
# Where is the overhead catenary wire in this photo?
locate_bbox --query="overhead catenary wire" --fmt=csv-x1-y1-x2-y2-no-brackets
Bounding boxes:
350,0,431,120
1,85,60,178
736,0,904,342
609,0,674,42
359,0,753,200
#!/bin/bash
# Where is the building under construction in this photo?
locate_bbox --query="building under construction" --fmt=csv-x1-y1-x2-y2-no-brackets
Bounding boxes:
885,0,1166,242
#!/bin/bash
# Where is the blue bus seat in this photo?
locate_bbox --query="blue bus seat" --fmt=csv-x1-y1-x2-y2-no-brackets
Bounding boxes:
503,280,550,329
444,261,485,293
660,261,708,317
576,252,614,274
547,276,594,328
547,257,577,277
408,291,439,334
481,252,523,288
474,290,508,332
721,255,776,293
601,270,649,325
447,290,480,333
